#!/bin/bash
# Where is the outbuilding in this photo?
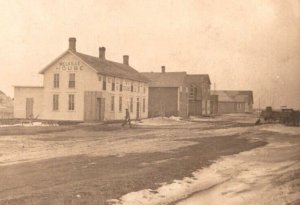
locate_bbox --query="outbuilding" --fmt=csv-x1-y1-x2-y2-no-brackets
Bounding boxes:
14,38,149,122
213,90,253,114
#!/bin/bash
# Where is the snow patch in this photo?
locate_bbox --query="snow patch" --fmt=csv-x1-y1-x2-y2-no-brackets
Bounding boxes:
260,124,300,135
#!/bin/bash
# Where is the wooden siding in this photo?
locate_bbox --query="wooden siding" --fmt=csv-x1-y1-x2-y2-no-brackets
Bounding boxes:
84,91,105,121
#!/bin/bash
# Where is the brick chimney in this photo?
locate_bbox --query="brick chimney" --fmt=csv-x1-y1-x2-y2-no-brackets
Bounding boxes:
99,47,106,59
69,37,76,52
123,55,129,65
161,66,166,73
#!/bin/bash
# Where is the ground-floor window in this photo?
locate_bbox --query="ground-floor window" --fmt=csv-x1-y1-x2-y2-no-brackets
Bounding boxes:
130,97,133,112
143,98,146,113
53,94,59,111
119,96,122,112
68,94,75,110
111,96,115,111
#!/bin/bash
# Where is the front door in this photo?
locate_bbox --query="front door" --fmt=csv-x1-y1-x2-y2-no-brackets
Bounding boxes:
96,98,104,121
26,98,34,119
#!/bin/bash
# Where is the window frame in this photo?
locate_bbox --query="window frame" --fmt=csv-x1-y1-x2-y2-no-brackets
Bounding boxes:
53,73,60,88
103,76,107,90
143,98,146,113
68,73,76,88
130,97,133,113
53,94,59,111
111,96,115,111
119,96,122,112
68,94,75,111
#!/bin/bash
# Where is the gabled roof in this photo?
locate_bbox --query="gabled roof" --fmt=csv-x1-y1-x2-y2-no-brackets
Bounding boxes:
185,74,211,85
39,50,149,83
213,90,253,104
0,90,4,95
141,72,187,87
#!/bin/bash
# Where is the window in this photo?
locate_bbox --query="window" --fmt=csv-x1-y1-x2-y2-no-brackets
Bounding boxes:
103,76,107,90
120,83,123,92
111,96,115,111
143,98,146,113
189,85,197,100
53,94,59,110
112,77,115,91
69,73,75,88
53,74,59,88
138,83,140,93
68,94,75,110
130,97,133,112
131,82,133,92
119,96,122,112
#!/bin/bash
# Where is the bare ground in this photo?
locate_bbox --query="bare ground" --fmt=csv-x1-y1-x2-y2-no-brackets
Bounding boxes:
0,115,298,205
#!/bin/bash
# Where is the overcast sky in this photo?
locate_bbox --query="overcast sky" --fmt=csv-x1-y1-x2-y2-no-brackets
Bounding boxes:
0,0,299,109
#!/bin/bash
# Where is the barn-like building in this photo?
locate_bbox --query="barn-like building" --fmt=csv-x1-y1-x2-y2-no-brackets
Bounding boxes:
14,38,149,121
213,90,253,114
142,67,189,118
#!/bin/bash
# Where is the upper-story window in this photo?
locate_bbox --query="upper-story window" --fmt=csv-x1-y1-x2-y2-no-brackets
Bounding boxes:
119,79,123,92
112,77,115,91
53,74,59,88
138,83,140,92
69,73,75,88
189,85,197,100
103,76,107,90
131,82,133,92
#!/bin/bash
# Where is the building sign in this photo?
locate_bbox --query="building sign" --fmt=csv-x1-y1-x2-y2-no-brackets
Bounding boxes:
56,61,83,71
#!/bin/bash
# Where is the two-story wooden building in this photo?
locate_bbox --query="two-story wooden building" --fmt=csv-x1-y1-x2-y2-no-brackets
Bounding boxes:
14,38,149,121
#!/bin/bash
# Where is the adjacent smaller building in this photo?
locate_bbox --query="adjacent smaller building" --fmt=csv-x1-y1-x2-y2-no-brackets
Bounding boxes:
213,90,253,114
142,67,189,118
0,91,13,119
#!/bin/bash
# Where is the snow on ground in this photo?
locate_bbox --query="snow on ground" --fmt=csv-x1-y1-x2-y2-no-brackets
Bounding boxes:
108,128,300,205
189,114,258,124
0,122,59,128
195,127,253,138
260,124,300,135
137,117,192,126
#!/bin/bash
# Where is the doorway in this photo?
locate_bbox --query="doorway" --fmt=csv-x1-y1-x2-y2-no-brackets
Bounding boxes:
136,98,140,119
96,98,103,121
26,98,34,119
84,91,104,121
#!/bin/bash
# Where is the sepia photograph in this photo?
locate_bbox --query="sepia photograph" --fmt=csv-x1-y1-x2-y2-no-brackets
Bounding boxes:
0,0,300,204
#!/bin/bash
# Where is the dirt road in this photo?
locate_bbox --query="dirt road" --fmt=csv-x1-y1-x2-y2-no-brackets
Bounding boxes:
0,115,299,205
